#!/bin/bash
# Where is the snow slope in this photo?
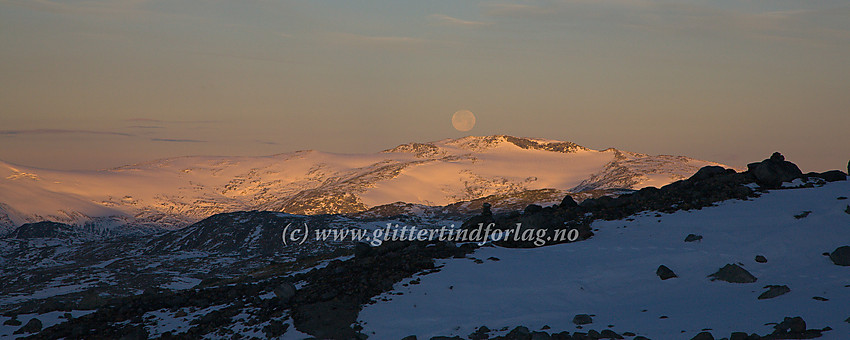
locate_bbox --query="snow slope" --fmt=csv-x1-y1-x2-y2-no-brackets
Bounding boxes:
0,136,726,234
358,180,850,339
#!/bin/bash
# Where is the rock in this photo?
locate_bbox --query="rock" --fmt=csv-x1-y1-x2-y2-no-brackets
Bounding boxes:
755,255,767,263
263,320,289,338
746,152,803,189
354,242,372,258
401,336,418,340
709,264,757,283
13,318,42,334
3,318,21,326
729,332,748,340
829,246,850,266
560,195,578,208
633,337,651,340
846,205,850,215
600,329,624,339
690,332,714,340
809,170,847,182
572,314,593,325
656,265,678,280
530,331,551,340
758,285,790,299
684,234,703,242
506,326,531,339
690,166,729,181
774,316,806,333
524,204,543,215
273,282,297,303
469,326,490,340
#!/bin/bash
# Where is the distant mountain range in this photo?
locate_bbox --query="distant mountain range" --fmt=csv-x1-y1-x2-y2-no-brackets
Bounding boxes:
0,135,726,234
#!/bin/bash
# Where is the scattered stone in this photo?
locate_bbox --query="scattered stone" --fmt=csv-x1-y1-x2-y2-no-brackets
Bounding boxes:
572,314,593,325
709,264,758,283
469,326,490,340
13,318,42,334
174,309,188,318
273,282,297,303
812,296,829,301
829,246,850,266
838,196,848,200
758,285,790,299
774,316,806,334
506,326,531,339
401,336,417,340
690,331,714,340
794,211,812,219
755,255,768,263
729,332,747,340
809,170,847,182
600,329,624,339
684,234,703,242
656,265,678,280
3,318,21,326
845,205,850,215
530,331,551,340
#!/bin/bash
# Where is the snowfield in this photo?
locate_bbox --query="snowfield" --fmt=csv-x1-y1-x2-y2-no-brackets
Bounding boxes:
358,180,850,339
0,136,725,234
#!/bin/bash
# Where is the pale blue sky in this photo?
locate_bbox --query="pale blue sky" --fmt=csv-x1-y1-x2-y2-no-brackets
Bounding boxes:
1,0,848,171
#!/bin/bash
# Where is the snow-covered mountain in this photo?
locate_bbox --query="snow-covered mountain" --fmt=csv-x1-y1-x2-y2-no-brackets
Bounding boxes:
0,136,726,234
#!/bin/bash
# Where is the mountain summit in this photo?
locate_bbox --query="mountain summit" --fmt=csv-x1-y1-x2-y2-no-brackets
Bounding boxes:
0,136,726,234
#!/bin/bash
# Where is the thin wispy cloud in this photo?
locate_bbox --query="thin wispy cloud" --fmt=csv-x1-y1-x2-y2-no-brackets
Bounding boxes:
0,0,152,16
150,138,206,143
430,14,491,27
0,129,134,137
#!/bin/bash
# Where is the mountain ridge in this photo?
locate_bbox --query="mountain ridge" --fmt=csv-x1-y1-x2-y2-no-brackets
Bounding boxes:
0,136,727,234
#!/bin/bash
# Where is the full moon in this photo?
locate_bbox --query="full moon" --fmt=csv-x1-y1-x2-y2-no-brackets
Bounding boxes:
451,110,476,132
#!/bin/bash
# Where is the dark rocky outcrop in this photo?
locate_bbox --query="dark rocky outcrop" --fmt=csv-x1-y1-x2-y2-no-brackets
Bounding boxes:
8,221,77,239
656,265,678,280
691,332,714,340
685,234,703,242
828,246,850,266
709,264,757,283
572,314,593,325
758,285,790,299
13,318,42,334
463,164,758,248
806,170,847,182
746,152,803,189
755,255,768,263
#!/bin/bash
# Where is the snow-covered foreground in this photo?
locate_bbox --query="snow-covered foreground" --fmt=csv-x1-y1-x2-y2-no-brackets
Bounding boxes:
359,181,850,339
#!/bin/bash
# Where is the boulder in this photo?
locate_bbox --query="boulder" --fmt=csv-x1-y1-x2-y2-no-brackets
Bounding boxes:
709,264,757,283
758,285,790,299
746,152,803,189
656,265,678,280
273,282,297,303
829,246,850,266
13,318,42,334
572,314,593,325
809,170,847,182
684,234,703,242
560,195,578,208
689,166,729,181
755,255,768,263
690,332,714,340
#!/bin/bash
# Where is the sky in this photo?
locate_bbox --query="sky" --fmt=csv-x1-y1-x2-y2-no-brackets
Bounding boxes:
1,0,848,172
